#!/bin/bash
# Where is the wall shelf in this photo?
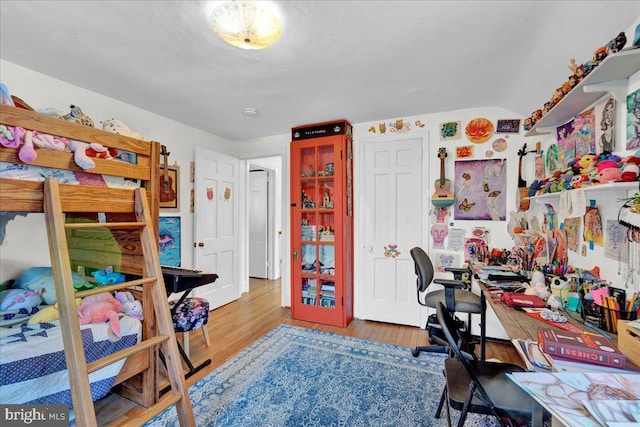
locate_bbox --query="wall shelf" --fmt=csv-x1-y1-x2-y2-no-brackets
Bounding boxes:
525,48,640,137
528,181,639,203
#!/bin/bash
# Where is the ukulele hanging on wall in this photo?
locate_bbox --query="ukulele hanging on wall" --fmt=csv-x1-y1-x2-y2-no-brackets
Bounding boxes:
159,144,176,203
431,147,454,207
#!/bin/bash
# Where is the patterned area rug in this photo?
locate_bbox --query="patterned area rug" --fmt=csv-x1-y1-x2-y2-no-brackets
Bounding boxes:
148,324,502,426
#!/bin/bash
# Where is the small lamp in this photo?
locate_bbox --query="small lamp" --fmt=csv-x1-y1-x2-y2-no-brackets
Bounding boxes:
210,1,281,50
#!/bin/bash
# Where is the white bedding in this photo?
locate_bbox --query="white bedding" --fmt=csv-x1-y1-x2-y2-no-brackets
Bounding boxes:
0,315,142,406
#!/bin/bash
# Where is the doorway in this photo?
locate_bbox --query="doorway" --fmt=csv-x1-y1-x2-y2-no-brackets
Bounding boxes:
246,156,283,283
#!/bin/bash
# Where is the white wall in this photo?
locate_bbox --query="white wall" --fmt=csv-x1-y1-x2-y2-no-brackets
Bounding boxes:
0,59,236,281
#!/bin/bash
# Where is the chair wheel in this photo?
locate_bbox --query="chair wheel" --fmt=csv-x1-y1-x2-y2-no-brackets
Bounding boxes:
411,348,420,357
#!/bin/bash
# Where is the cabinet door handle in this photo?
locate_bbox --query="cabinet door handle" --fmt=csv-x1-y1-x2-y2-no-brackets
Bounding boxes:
293,250,298,261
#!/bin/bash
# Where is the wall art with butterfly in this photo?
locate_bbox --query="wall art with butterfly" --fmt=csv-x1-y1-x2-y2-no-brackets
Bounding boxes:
454,158,507,221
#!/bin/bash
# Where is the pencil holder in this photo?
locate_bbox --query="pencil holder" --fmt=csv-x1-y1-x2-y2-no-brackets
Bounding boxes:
580,296,638,333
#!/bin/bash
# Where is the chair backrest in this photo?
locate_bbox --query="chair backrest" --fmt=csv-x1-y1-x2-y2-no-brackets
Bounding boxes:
410,247,434,293
436,301,495,406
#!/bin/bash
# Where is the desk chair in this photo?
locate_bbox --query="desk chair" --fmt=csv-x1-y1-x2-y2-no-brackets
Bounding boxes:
410,247,485,359
436,302,539,427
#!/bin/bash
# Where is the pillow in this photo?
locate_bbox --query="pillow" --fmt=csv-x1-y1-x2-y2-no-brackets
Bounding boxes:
13,266,92,305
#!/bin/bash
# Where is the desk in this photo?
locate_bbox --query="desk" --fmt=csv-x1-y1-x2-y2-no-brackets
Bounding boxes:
478,280,640,427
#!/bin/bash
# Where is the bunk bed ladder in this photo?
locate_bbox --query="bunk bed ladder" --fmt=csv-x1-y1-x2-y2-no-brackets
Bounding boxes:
43,178,195,427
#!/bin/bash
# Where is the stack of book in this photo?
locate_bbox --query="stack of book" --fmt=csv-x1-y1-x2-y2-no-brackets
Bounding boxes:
536,327,632,373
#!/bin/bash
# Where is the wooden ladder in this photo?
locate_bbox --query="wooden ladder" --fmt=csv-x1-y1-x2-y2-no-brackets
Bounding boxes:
43,178,195,427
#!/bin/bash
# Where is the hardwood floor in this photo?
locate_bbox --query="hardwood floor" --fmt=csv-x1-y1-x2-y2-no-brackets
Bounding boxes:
98,278,522,424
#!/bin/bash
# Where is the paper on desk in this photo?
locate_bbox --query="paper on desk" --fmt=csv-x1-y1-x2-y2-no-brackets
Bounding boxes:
582,400,640,427
508,372,640,427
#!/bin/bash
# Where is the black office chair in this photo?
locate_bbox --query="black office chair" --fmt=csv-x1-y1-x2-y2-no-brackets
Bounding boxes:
410,247,485,359
436,302,541,427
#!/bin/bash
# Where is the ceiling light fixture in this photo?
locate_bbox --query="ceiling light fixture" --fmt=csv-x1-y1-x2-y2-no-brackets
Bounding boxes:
210,1,281,50
243,107,259,116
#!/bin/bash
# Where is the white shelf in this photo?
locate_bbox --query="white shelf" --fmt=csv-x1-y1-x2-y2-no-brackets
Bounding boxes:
525,49,640,137
528,181,639,203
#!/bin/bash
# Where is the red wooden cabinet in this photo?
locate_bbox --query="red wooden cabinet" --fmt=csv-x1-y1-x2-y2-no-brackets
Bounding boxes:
290,120,354,327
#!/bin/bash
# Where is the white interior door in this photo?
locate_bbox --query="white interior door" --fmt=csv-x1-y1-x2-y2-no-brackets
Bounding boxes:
249,170,268,278
193,147,240,309
360,135,424,326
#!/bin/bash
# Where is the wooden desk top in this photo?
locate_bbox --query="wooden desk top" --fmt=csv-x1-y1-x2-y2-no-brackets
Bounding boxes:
479,280,589,342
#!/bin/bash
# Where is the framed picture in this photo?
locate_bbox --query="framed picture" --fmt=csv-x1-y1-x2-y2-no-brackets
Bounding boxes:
159,164,179,211
496,119,521,133
158,216,181,267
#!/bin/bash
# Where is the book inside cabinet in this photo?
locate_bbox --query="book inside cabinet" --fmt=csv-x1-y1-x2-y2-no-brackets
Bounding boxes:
290,121,353,327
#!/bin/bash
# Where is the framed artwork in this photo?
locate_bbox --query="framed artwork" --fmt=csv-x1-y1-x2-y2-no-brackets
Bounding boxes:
454,158,507,221
496,119,521,133
158,216,181,267
626,88,640,150
160,164,180,211
455,145,474,158
439,121,461,141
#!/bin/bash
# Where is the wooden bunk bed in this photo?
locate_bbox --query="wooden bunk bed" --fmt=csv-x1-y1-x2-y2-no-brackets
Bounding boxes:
0,104,195,426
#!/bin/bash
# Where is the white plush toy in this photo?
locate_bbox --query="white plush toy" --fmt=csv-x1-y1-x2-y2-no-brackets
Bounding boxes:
101,118,145,140
66,139,109,170
525,270,551,301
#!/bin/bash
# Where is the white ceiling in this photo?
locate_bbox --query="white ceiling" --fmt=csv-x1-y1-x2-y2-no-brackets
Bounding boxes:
1,1,639,142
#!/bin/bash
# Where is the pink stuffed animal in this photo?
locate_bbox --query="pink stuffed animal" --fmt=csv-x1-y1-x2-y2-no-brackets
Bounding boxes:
77,292,122,340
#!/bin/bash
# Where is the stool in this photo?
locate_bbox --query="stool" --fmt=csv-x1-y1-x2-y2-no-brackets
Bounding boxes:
168,297,211,358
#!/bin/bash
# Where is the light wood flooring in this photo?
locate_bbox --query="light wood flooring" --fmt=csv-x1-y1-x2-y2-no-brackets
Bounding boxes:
97,278,522,424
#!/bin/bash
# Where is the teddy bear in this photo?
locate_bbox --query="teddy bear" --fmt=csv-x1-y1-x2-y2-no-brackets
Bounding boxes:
77,292,123,340
101,118,145,140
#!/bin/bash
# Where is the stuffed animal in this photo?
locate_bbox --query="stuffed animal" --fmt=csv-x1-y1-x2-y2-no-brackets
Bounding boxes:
0,288,43,311
115,291,143,321
0,83,15,106
66,139,108,170
62,105,94,127
101,118,145,140
525,271,551,301
92,266,126,285
13,266,93,305
77,292,122,340
594,159,622,183
28,298,82,325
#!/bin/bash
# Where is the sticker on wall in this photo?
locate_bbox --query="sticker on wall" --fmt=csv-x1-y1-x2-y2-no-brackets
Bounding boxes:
627,87,640,150
430,224,449,249
389,118,411,133
454,159,506,221
383,244,401,258
224,187,231,201
206,187,214,201
465,118,494,143
455,145,474,159
434,252,461,273
414,120,426,128
485,150,494,158
439,121,461,141
491,137,507,152
368,125,376,133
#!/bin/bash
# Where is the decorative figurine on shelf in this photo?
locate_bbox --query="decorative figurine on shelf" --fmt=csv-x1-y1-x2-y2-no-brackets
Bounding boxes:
605,31,627,55
302,190,315,209
308,165,315,177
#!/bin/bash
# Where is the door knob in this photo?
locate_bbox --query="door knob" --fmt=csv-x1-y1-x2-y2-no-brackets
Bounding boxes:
198,242,205,247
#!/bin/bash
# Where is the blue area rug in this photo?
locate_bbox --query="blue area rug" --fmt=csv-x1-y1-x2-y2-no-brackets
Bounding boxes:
148,324,501,426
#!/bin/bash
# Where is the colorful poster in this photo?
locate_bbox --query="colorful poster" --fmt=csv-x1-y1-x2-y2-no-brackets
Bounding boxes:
583,206,603,247
556,121,575,169
454,159,507,221
627,88,640,150
564,217,581,252
158,216,181,267
573,108,596,157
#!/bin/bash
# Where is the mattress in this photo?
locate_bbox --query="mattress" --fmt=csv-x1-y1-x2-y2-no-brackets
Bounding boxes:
0,315,142,406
